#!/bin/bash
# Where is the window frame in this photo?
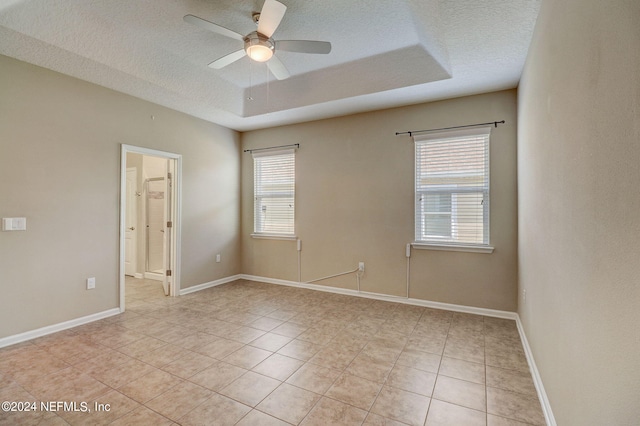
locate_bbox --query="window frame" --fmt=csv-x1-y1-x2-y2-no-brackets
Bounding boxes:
413,127,494,253
251,148,296,239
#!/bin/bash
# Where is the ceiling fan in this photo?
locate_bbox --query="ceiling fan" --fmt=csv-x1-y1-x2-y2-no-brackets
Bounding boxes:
184,0,332,80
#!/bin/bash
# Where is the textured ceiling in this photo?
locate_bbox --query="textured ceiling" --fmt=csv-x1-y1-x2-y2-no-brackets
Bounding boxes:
0,0,540,131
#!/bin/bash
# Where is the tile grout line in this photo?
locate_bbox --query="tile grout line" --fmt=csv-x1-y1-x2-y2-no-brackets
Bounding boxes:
484,315,489,426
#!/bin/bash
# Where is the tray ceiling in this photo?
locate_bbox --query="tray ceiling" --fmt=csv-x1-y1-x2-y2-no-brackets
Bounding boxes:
0,0,540,131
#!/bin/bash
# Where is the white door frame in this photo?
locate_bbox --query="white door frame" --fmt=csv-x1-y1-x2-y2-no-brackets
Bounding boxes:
119,144,182,312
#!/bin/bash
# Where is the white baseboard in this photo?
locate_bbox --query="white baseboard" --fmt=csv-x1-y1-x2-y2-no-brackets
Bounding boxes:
0,275,241,349
0,273,553,426
179,274,242,296
133,273,144,279
144,272,164,281
0,274,241,348
240,274,555,423
516,316,556,426
0,308,121,349
239,274,517,320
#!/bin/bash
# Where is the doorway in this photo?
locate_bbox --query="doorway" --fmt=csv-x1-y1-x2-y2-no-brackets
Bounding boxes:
119,145,181,312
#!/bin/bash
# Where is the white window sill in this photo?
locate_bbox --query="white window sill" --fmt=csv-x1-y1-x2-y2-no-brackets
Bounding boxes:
251,233,298,241
412,242,494,254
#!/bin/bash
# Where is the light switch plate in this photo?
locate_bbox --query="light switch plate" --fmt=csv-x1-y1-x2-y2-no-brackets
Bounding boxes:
2,217,27,231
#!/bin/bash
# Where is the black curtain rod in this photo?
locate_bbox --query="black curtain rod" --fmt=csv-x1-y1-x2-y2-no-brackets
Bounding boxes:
244,143,300,153
395,120,505,137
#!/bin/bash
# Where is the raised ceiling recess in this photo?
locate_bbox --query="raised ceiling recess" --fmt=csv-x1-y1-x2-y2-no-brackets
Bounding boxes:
0,0,540,131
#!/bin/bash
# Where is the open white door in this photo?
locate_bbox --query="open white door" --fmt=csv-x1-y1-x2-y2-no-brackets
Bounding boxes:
124,168,138,276
162,159,175,296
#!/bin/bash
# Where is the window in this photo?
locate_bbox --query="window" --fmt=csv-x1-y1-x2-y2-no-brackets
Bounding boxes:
414,127,490,247
253,149,295,236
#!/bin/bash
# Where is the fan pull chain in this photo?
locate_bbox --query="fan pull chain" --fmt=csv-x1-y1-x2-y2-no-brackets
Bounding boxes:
266,63,270,114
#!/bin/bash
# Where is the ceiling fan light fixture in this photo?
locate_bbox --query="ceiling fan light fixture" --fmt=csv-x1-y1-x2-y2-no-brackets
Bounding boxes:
244,32,274,62
185,0,331,80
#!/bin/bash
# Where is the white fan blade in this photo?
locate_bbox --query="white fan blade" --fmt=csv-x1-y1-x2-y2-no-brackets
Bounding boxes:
266,55,290,80
208,49,246,69
184,14,244,41
277,40,331,54
257,0,287,38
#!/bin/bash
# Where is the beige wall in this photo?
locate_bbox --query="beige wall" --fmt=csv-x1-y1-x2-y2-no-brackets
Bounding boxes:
241,90,519,311
517,0,640,423
0,55,241,338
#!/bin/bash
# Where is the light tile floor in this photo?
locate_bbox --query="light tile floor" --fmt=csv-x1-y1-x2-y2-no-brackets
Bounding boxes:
0,278,546,425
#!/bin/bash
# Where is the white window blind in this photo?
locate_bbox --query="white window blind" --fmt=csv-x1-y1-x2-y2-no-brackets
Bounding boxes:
253,149,295,236
414,127,490,246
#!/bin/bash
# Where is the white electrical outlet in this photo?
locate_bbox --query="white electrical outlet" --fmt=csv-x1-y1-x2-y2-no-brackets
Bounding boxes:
358,262,365,272
216,254,221,263
87,277,96,290
523,288,527,302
